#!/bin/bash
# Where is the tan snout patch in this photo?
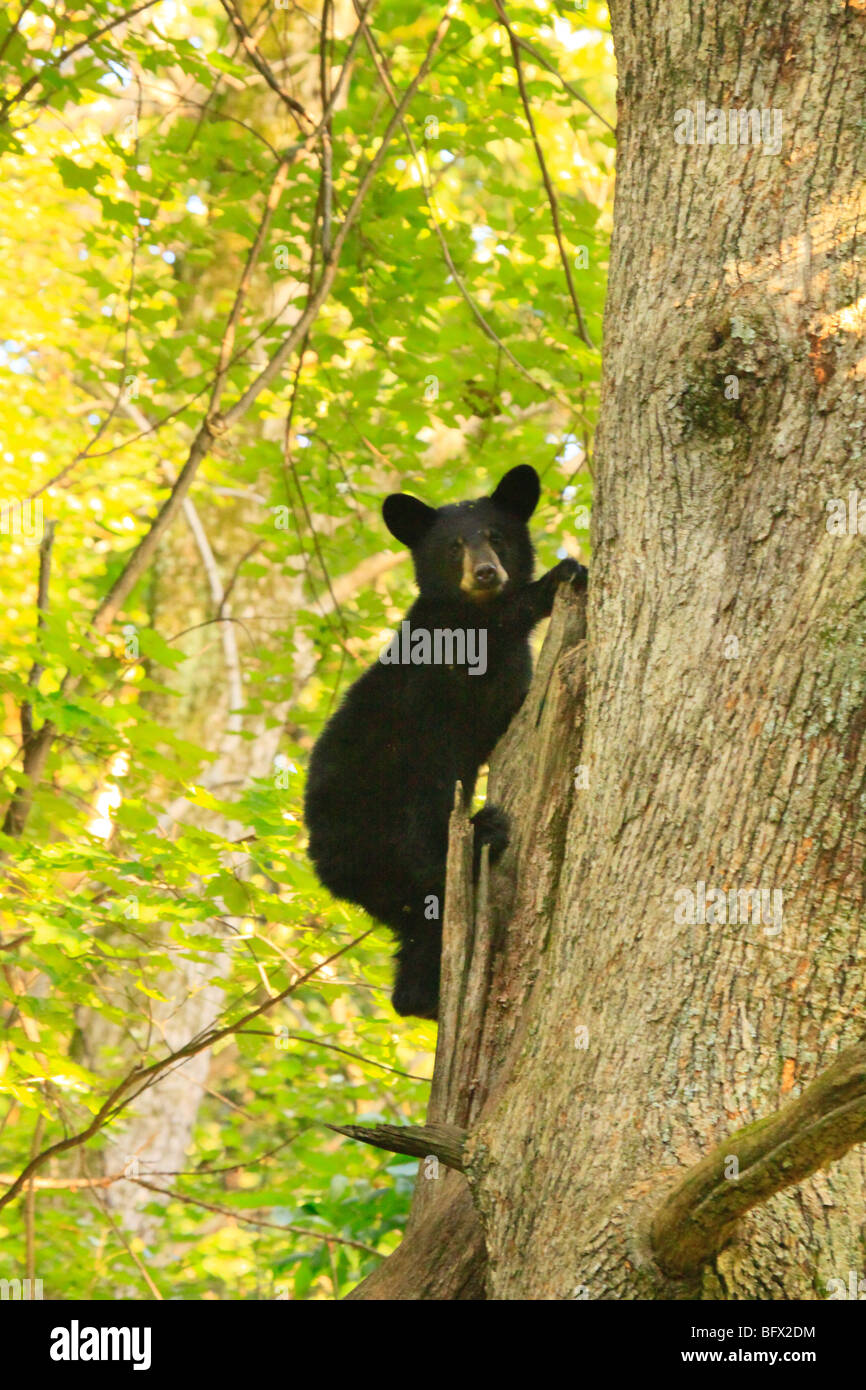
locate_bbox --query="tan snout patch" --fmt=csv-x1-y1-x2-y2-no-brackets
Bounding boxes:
459,542,508,596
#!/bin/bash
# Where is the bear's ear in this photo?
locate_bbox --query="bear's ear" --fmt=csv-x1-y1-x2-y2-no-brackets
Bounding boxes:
382,493,438,548
490,464,540,520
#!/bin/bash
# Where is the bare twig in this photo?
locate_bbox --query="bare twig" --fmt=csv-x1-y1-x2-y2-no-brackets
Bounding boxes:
0,0,36,64
0,0,163,120
219,0,314,132
132,1179,384,1255
353,3,593,427
0,928,375,1210
210,155,292,412
5,4,451,843
2,150,287,836
81,1153,164,1299
226,7,453,422
506,28,614,134
237,1028,428,1080
495,0,594,349
318,0,334,258
24,1115,44,1284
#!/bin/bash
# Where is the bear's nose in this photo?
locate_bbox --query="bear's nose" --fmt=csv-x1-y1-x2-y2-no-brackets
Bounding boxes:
474,562,498,587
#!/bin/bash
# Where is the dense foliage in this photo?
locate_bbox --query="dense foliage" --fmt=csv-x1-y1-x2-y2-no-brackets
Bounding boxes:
0,0,613,1298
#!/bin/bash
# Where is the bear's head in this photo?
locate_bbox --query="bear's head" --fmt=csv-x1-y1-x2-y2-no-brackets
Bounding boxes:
382,465,539,603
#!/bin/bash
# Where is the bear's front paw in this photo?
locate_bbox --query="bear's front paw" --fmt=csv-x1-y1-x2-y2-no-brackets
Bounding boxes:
556,558,588,590
471,804,510,868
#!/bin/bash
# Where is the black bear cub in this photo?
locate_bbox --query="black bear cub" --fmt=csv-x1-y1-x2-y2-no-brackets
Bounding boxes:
304,465,586,1020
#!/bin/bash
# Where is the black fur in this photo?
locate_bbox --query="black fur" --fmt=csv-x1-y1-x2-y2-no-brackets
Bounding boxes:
304,465,586,1019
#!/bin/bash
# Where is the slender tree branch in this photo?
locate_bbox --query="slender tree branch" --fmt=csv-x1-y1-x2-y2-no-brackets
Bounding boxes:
219,0,314,132
282,357,352,640
650,1040,866,1277
506,28,615,134
3,150,283,837
0,1170,123,1191
2,523,58,837
226,6,453,423
237,1028,427,1080
131,1179,384,1254
0,929,375,1211
24,1114,44,1285
116,396,245,726
1,5,451,841
318,0,334,258
353,4,593,429
209,155,291,412
271,0,375,166
0,0,162,120
79,78,144,456
495,0,594,349
0,0,36,65
81,1154,164,1299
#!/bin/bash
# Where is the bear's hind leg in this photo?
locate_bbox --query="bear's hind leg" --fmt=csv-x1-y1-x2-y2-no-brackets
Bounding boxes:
391,923,442,1020
389,810,510,1020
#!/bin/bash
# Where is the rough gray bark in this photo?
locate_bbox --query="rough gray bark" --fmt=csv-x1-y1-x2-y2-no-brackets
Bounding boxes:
349,0,866,1300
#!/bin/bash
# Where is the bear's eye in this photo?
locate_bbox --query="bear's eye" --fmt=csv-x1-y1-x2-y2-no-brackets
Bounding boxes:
488,529,503,546
449,539,463,558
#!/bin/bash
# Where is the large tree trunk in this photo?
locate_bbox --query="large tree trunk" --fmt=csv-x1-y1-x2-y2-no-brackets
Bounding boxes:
348,0,866,1299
